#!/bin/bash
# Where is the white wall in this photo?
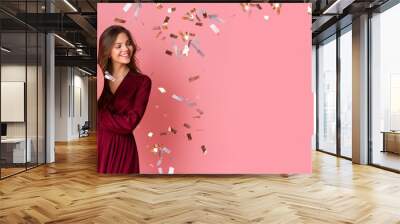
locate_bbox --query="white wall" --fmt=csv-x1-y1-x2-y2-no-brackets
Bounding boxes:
54,67,89,141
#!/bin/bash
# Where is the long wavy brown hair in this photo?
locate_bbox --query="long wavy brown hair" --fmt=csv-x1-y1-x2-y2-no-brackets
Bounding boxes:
98,25,141,109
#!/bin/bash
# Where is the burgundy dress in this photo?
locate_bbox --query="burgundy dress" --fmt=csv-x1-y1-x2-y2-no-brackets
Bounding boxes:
97,71,152,174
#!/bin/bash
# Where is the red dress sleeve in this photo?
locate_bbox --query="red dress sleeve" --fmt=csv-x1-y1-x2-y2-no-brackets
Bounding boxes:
102,77,152,134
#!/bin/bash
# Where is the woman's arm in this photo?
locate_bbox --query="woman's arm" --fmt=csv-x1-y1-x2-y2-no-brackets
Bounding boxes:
102,76,152,134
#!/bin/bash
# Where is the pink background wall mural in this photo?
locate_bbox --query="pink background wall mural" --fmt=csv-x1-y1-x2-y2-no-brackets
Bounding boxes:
97,3,313,174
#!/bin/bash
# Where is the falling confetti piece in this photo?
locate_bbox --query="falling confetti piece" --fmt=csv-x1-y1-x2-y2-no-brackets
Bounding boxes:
104,71,116,81
170,33,178,39
156,31,162,38
167,7,176,13
148,132,154,138
196,109,204,115
201,145,207,154
161,147,171,154
156,158,162,167
179,31,190,42
168,126,177,134
123,3,133,12
158,87,166,93
264,15,269,21
209,24,220,34
172,94,184,102
184,123,191,129
160,132,167,136
182,44,190,56
168,167,174,174
193,115,201,119
161,16,169,30
158,167,163,174
114,18,126,23
133,2,142,17
173,44,179,56
156,3,163,9
195,22,203,26
307,6,312,14
271,3,282,14
189,40,205,57
240,3,251,12
187,133,192,141
186,101,197,107
256,4,263,10
209,15,225,24
189,75,200,82
165,50,173,56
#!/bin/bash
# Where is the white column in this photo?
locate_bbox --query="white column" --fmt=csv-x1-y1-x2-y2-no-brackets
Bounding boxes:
352,14,369,164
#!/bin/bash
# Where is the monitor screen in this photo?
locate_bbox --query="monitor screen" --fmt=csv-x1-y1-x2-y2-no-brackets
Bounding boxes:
1,123,7,137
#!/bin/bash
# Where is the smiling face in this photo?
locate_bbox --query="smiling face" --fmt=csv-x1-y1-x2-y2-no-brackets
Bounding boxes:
110,32,134,66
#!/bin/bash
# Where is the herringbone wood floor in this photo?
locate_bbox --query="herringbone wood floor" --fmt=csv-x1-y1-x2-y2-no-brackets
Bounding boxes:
1,134,400,224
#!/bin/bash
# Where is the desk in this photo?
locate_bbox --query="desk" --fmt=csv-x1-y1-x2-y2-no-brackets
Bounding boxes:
381,131,400,154
1,138,31,163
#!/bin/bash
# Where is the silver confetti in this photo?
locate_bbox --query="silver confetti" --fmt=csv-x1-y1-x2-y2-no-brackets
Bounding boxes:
172,94,184,102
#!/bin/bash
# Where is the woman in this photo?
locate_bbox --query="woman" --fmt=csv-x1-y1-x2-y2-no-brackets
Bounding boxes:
97,25,152,174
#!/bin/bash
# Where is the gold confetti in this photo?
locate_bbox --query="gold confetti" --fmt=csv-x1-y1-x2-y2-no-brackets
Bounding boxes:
183,123,191,129
189,75,200,82
167,7,176,13
156,3,163,9
240,3,250,12
158,87,166,93
114,17,126,23
162,16,170,29
155,31,162,39
271,3,282,14
168,126,177,134
201,145,207,154
165,50,173,56
179,31,190,42
186,133,192,141
209,24,220,34
195,14,201,22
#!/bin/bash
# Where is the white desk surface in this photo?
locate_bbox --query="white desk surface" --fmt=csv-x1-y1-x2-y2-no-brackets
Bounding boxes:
1,138,28,143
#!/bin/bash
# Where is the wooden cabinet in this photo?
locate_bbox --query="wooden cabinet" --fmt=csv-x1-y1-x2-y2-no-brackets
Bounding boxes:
382,132,400,154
